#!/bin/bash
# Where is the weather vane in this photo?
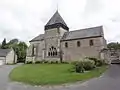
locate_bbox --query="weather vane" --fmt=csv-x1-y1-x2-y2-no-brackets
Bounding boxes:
56,0,59,11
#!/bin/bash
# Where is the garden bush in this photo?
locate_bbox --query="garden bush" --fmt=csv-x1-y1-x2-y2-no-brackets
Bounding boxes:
35,61,42,64
71,61,79,65
44,61,49,63
86,57,105,66
72,59,95,73
96,59,106,66
50,61,56,64
61,61,69,64
75,64,85,73
83,59,95,70
26,61,32,64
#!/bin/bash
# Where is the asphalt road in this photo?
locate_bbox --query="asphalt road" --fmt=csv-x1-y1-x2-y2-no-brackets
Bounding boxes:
1,64,120,90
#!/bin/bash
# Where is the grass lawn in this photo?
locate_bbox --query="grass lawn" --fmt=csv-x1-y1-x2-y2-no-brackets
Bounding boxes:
9,64,107,85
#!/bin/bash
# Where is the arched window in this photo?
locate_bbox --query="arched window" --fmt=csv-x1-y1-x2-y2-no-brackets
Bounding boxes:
77,41,81,47
48,46,58,57
53,52,55,56
50,52,52,56
90,40,94,46
65,42,68,48
55,51,57,55
48,52,50,56
32,45,36,56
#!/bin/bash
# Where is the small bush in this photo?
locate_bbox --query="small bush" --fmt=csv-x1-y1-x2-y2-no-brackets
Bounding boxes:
35,61,41,64
83,59,95,70
50,61,55,64
55,61,59,64
26,61,32,64
71,61,78,65
75,62,85,73
72,59,95,72
86,57,105,67
44,61,48,63
50,61,57,64
96,59,105,66
86,57,98,65
61,61,69,64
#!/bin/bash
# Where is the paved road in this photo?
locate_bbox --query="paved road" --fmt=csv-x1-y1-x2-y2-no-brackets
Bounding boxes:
1,64,120,90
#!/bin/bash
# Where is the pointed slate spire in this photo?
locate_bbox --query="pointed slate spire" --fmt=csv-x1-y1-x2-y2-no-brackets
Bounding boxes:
45,11,69,31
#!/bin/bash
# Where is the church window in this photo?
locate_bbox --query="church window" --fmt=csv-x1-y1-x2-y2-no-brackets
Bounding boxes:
77,41,81,47
48,52,50,56
55,51,57,56
90,40,94,46
51,46,54,50
65,42,68,48
48,46,58,57
53,52,55,56
50,52,53,56
32,45,36,56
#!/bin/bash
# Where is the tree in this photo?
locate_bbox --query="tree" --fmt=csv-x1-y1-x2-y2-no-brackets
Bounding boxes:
107,42,120,50
1,38,28,63
16,42,28,62
1,38,7,49
8,38,18,44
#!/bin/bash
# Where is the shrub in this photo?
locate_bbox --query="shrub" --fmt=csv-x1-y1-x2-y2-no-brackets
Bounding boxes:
61,61,69,64
26,61,32,64
55,61,59,64
50,61,56,64
50,61,58,64
44,61,48,63
83,59,95,70
35,61,41,64
86,57,105,67
75,61,85,73
75,63,85,73
96,59,106,66
71,61,78,65
71,59,95,72
86,57,98,65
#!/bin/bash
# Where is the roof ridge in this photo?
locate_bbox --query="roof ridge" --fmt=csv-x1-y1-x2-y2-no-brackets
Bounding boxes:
69,26,103,33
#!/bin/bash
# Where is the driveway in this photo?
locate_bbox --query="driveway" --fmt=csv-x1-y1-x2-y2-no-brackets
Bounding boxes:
1,64,120,90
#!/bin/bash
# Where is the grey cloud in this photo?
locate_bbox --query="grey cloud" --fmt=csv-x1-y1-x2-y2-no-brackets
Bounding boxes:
83,0,104,17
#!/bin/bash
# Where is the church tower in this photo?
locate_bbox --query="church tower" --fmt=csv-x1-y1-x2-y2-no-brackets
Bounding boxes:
44,11,69,60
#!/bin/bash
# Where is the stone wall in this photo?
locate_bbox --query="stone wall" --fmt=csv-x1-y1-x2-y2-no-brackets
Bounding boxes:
26,40,45,61
61,36,106,61
44,27,67,60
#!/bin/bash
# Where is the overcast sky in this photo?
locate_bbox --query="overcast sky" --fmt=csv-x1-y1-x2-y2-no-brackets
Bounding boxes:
0,0,120,44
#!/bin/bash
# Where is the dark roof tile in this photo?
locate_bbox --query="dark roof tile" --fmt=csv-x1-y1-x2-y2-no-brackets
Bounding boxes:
30,34,44,42
0,49,12,57
61,26,103,41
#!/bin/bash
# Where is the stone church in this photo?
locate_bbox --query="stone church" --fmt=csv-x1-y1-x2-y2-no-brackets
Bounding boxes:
26,11,107,62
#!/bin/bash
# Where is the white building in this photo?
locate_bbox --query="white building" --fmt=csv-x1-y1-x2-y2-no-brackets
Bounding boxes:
0,49,17,65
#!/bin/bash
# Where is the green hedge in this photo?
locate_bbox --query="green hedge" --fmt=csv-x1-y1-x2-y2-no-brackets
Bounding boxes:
72,59,95,73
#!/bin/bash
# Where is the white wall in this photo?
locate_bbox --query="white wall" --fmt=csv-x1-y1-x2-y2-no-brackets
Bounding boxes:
6,50,16,64
0,57,5,65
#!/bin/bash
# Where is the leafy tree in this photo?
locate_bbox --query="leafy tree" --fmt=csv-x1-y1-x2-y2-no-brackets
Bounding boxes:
7,38,19,45
107,42,120,50
1,38,28,63
17,42,28,62
1,38,7,49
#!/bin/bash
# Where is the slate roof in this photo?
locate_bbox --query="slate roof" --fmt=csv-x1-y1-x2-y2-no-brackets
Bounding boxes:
30,26,103,42
30,34,44,42
0,49,12,57
45,11,69,30
61,26,103,41
45,11,67,26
